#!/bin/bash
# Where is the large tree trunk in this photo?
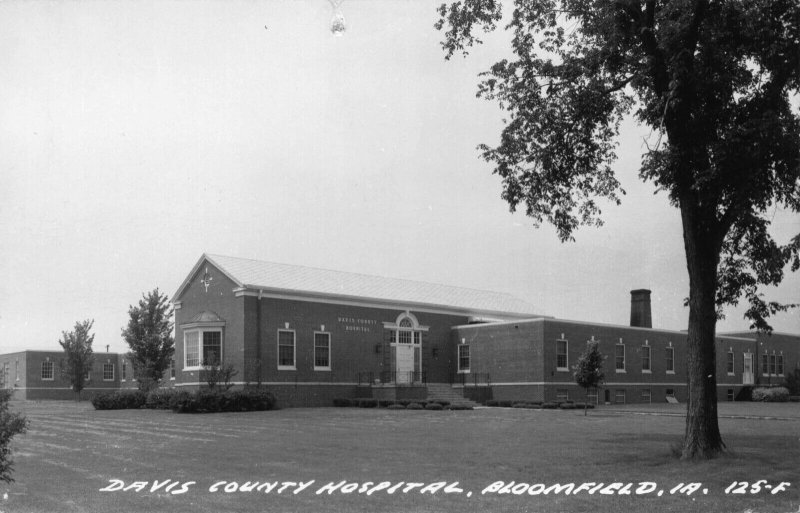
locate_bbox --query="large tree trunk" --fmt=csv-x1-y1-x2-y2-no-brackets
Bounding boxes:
680,204,726,459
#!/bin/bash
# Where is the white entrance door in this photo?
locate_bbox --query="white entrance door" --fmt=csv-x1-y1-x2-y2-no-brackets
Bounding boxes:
396,344,414,384
743,353,754,385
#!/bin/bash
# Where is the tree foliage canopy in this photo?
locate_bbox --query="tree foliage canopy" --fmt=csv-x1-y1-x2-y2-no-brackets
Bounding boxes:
0,389,28,483
121,289,175,391
59,319,96,396
436,0,800,328
436,0,800,458
573,340,605,390
573,340,605,415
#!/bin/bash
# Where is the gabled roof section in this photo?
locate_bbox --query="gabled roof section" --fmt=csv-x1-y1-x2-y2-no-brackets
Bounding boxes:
174,253,541,318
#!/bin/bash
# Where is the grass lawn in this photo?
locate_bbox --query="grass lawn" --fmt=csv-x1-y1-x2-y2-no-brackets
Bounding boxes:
2,401,799,513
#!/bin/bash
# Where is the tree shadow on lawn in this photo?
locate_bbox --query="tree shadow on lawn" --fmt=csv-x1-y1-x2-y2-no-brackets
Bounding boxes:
592,431,800,487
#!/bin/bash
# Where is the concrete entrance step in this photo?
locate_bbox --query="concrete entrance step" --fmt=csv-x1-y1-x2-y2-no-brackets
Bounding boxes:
426,383,480,408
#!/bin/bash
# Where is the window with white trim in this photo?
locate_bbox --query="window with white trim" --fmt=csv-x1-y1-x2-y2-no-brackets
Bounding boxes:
769,353,777,375
458,344,470,373
184,329,223,370
641,345,651,372
665,346,675,373
314,332,331,370
615,342,625,372
556,340,568,371
122,361,127,381
556,389,569,402
103,363,114,381
641,388,651,403
762,354,769,375
726,350,734,375
41,361,54,381
278,330,296,369
615,389,626,404
777,354,784,376
170,359,176,380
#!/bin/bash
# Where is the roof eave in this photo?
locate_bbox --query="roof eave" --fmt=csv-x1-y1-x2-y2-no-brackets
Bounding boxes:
235,284,541,320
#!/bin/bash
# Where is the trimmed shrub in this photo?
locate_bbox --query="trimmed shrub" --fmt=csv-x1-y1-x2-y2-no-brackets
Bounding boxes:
387,403,406,410
789,396,800,403
406,402,423,410
146,388,181,409
425,402,444,410
751,387,790,402
91,390,147,410
332,398,352,407
485,400,499,407
446,404,474,410
573,402,595,410
357,398,378,408
430,400,451,407
170,389,277,413
512,403,528,408
378,400,394,408
559,403,576,409
541,402,558,409
498,400,514,408
236,388,278,411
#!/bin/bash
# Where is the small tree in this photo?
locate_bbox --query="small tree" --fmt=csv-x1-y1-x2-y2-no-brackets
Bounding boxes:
122,289,174,392
59,319,96,400
0,389,28,483
203,353,238,391
573,341,606,416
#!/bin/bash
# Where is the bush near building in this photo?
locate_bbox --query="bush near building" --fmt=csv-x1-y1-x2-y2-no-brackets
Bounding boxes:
751,387,790,403
168,388,276,413
91,390,147,410
91,388,277,413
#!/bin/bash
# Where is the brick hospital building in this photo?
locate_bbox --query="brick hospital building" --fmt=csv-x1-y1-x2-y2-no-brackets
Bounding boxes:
2,253,798,405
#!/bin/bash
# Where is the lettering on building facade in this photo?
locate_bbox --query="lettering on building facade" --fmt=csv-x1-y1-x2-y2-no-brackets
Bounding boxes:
337,317,379,333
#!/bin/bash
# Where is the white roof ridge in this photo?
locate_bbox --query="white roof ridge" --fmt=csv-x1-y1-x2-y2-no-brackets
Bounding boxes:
196,253,539,316
206,253,527,299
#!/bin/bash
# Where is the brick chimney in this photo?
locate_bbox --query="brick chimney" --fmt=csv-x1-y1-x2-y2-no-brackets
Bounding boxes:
630,289,652,328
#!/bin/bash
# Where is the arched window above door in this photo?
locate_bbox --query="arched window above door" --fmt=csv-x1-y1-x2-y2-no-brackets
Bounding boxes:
383,311,429,345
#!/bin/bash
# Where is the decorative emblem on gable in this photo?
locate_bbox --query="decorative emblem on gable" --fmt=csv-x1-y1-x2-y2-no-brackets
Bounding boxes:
200,267,214,292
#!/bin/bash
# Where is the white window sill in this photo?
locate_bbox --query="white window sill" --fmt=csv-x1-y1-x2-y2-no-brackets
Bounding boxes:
314,367,331,372
642,370,651,374
278,366,296,371
556,367,569,372
666,370,675,375
616,369,626,373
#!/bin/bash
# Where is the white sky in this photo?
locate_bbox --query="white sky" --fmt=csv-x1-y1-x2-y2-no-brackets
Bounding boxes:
1,0,798,354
